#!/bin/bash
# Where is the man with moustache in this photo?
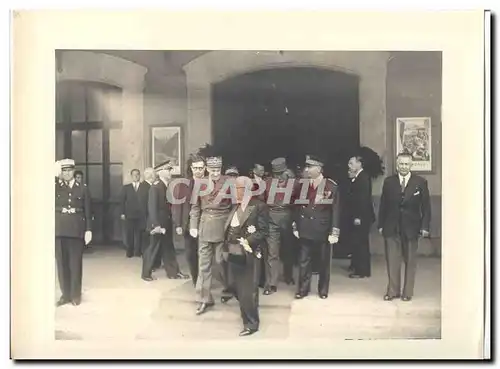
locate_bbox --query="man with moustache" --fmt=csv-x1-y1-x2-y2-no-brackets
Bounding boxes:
141,161,189,281
262,157,297,295
190,156,233,315
221,176,269,337
293,155,341,299
344,155,375,279
378,152,431,301
172,154,207,286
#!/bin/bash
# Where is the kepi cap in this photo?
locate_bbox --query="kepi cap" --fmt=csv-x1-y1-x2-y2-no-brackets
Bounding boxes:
60,158,75,170
206,156,223,168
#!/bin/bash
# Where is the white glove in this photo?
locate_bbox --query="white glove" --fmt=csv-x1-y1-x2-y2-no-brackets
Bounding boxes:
84,231,92,245
328,234,339,244
189,229,198,238
238,238,253,253
175,227,183,236
293,230,299,239
353,218,361,226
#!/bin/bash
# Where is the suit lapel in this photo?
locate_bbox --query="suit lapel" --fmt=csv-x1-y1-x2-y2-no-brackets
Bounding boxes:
239,203,255,226
402,175,417,202
225,206,238,231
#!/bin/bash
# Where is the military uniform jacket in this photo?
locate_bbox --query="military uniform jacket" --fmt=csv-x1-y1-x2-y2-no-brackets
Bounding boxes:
189,175,233,243
294,177,340,241
377,174,431,239
55,179,92,239
147,179,172,231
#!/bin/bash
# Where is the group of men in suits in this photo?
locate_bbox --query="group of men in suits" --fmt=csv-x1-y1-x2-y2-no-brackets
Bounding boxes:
54,151,431,329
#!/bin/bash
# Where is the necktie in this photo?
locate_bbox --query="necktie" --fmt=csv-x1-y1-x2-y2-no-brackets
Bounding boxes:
401,177,406,193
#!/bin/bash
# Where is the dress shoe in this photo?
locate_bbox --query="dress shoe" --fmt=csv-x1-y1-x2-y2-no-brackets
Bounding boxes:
383,294,401,301
349,274,367,279
401,296,412,302
319,294,328,299
295,293,307,299
169,272,189,279
239,328,257,337
71,297,81,306
56,297,70,307
195,302,214,315
142,276,156,282
221,295,234,304
263,286,277,295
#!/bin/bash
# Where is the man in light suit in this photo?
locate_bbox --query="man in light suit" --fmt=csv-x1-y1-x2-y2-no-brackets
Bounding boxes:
190,156,233,315
378,152,431,301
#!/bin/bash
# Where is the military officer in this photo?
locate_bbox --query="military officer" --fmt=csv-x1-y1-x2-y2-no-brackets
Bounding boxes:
189,156,233,315
142,161,188,281
293,155,341,299
55,159,92,307
262,157,297,295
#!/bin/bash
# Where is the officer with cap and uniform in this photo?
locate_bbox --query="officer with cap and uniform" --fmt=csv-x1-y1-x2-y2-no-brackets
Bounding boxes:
262,157,297,295
141,161,189,281
55,159,92,306
189,156,233,315
293,155,341,299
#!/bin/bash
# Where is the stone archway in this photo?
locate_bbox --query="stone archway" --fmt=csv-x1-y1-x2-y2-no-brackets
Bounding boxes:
183,51,390,176
56,51,147,180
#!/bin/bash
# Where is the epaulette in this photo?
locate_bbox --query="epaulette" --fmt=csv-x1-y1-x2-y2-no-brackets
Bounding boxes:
327,178,338,186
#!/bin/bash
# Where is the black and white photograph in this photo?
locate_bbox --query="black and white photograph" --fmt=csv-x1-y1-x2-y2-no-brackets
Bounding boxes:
53,49,442,340
11,10,487,360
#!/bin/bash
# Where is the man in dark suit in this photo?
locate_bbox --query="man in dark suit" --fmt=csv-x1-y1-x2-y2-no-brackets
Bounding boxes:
345,156,375,278
140,167,155,260
120,169,149,258
55,159,92,307
293,155,341,299
172,154,206,286
141,162,189,281
378,152,431,301
221,176,269,337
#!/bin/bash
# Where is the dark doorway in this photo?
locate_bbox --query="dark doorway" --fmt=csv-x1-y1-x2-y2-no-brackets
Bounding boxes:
212,67,360,180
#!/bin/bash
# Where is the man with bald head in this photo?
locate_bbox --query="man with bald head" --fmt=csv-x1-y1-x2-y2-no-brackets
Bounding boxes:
222,176,269,336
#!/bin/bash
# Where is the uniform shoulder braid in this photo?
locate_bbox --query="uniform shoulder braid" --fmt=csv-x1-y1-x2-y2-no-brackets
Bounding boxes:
326,178,338,186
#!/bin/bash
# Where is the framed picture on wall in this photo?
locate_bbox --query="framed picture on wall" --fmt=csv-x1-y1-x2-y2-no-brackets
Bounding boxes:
396,117,432,172
150,125,182,175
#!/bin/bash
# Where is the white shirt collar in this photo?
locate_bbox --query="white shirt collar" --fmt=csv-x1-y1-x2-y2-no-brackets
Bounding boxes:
351,168,363,182
398,172,412,183
312,174,324,189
